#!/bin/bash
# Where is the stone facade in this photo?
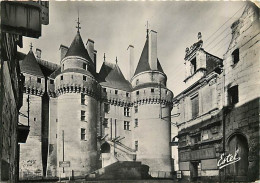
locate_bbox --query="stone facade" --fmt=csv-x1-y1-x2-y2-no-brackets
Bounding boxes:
174,2,259,182
19,29,174,179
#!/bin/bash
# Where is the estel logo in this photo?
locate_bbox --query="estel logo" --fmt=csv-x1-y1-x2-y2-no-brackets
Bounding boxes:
217,148,241,169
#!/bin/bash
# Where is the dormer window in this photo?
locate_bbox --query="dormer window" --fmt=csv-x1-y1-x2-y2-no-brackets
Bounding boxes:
83,63,87,70
151,88,154,93
232,48,239,65
136,79,139,85
136,91,139,96
190,57,197,75
115,90,118,95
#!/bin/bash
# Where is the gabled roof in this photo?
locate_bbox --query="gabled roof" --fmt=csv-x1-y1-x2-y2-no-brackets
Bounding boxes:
99,61,132,91
65,32,92,61
134,38,164,76
19,50,44,77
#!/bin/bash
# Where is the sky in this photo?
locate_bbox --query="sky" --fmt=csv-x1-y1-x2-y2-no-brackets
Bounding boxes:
19,1,246,96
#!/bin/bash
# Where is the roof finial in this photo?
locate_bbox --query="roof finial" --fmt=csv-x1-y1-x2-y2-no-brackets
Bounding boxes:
103,53,106,62
76,10,81,33
30,42,33,51
146,21,149,38
116,57,118,64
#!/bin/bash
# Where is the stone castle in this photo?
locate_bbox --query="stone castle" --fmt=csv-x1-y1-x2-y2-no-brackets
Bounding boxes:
18,27,174,179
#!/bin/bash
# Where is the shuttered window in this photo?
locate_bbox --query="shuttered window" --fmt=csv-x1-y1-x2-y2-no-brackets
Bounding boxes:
191,95,199,119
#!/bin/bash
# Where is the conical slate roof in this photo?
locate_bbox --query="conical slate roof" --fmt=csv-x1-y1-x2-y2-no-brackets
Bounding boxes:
99,61,132,91
65,32,92,61
20,50,44,77
134,38,164,76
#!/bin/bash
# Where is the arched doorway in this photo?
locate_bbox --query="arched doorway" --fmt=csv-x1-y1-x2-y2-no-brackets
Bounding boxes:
101,142,110,153
226,134,248,178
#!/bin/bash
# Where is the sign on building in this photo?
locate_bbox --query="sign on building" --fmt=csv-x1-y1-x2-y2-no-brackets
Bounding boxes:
59,161,70,168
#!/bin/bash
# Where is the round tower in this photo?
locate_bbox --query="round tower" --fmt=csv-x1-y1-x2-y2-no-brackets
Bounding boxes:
54,31,99,176
131,30,173,177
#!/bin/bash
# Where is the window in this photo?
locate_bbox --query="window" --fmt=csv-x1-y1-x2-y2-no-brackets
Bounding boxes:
194,134,201,144
62,64,64,70
115,90,118,95
71,75,74,79
134,106,138,113
34,118,36,121
81,128,86,140
135,141,138,151
124,107,130,117
228,85,239,105
126,92,130,97
61,75,63,80
50,79,54,84
191,57,197,74
135,119,138,127
81,110,86,121
37,78,41,83
103,118,108,128
103,88,107,93
56,119,58,122
232,48,239,64
136,79,139,85
133,154,137,161
151,88,154,93
136,91,139,96
191,95,199,119
104,103,110,113
124,121,130,130
83,63,87,70
83,75,87,81
81,93,86,105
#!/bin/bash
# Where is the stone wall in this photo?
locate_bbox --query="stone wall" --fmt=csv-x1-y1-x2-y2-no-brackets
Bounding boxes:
1,61,19,182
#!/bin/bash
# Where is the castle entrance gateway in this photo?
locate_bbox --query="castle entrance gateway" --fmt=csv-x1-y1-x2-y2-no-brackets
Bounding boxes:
226,134,248,180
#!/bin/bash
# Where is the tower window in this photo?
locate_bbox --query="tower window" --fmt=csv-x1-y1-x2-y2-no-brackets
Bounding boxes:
62,64,64,70
37,78,41,83
135,141,138,151
103,118,108,128
83,75,87,81
103,88,107,93
228,85,239,105
151,88,154,93
191,95,199,119
50,79,54,84
124,121,130,130
115,90,118,95
104,103,110,113
134,106,138,113
136,91,139,96
34,118,36,121
83,63,87,70
81,93,86,105
232,48,239,65
126,92,130,97
81,128,86,140
61,75,63,80
135,119,138,127
81,110,86,121
124,107,130,117
191,57,197,74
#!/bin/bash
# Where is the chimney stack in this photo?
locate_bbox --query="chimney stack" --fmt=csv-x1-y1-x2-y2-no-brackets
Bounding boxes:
148,30,157,70
59,44,68,63
93,50,97,73
86,39,94,63
127,45,134,81
35,48,41,59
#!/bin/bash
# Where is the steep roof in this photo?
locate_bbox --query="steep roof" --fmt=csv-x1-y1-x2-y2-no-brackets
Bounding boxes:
65,32,92,61
134,38,164,76
19,50,44,77
99,61,132,91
